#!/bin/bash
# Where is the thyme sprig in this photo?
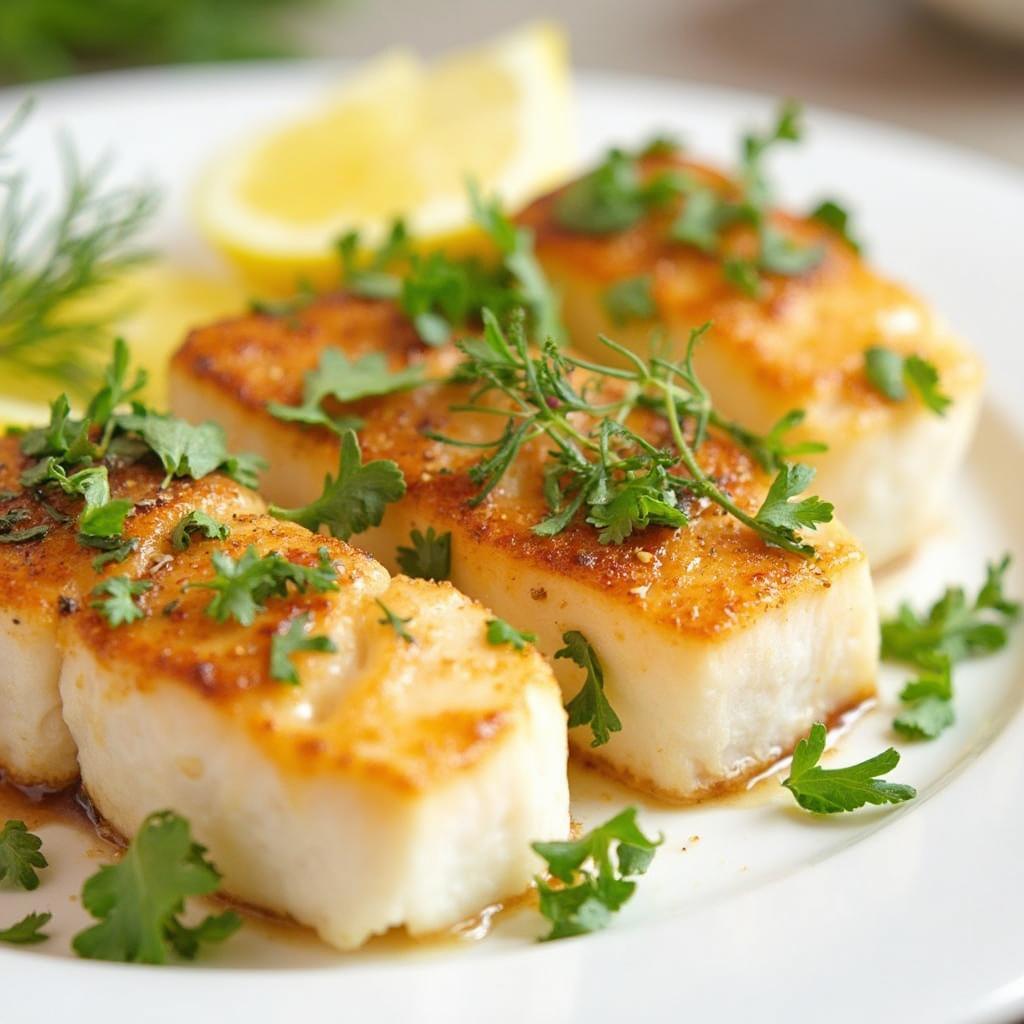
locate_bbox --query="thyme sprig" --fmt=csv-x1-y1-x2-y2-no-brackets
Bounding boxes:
432,310,832,555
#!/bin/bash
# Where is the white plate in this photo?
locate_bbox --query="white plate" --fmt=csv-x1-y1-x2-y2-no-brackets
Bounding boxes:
1,64,1023,1024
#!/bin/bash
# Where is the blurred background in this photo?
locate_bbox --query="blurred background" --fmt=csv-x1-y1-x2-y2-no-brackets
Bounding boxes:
0,0,1021,165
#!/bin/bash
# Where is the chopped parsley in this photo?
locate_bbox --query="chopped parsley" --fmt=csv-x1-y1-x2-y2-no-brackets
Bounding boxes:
864,346,951,415
0,820,47,890
782,723,916,813
171,510,230,551
486,617,537,651
603,275,657,325
90,576,151,627
0,508,48,544
556,630,621,748
269,612,337,685
439,311,831,555
90,536,139,571
267,348,423,434
532,808,661,941
810,199,862,253
376,599,415,644
73,810,241,964
0,911,51,945
269,429,406,541
396,526,451,581
189,546,338,627
882,555,1019,740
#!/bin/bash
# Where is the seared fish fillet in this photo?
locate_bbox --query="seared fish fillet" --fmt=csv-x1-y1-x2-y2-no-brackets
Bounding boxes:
59,514,568,949
170,295,879,800
516,156,984,567
0,439,263,787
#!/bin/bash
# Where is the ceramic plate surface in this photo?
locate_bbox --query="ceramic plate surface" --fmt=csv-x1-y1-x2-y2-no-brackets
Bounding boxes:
1,64,1023,1024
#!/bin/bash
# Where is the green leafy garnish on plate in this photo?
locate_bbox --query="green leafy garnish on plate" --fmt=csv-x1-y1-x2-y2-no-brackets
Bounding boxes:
556,630,621,748
0,911,51,945
396,526,451,581
0,820,47,890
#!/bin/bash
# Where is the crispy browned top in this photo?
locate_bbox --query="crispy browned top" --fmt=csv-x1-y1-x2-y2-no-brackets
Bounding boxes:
173,294,865,640
517,155,981,416
0,436,262,619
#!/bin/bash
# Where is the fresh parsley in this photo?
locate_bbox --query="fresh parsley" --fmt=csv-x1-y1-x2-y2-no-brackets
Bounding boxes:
810,199,862,253
752,463,834,556
376,599,415,644
0,911,51,945
90,576,151,627
893,653,955,740
0,820,47,890
269,612,337,685
486,617,537,651
0,507,49,544
189,546,338,627
782,723,916,813
171,510,230,551
603,275,657,325
73,810,241,964
532,808,661,941
864,347,951,415
556,630,621,748
395,526,451,581
881,555,1019,668
269,429,406,541
267,348,423,434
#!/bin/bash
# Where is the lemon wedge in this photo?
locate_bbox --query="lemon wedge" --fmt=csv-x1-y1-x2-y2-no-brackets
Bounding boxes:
195,22,574,291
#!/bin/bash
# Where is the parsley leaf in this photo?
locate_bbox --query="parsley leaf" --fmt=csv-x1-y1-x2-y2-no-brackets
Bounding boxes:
269,429,406,541
881,555,1019,668
603,275,657,325
864,347,951,416
90,537,138,571
90,576,151,627
556,630,622,747
171,510,230,551
782,723,916,813
267,348,423,433
73,810,241,964
810,199,862,253
753,463,834,555
190,546,338,627
532,807,661,941
0,508,49,544
269,612,337,685
0,911,51,945
486,617,537,651
376,599,414,644
115,411,265,488
0,820,47,890
396,526,451,581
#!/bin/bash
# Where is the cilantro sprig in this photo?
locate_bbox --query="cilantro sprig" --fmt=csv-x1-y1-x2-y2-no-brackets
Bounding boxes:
73,810,240,964
437,310,832,554
269,430,406,541
0,911,51,945
269,612,337,685
556,630,621,748
782,723,916,813
0,819,48,890
486,617,537,651
396,526,451,581
171,509,230,551
90,576,151,627
376,599,415,644
532,808,661,941
864,347,951,415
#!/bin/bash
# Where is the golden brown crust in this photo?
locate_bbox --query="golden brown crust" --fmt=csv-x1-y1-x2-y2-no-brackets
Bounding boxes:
516,155,981,415
173,295,866,641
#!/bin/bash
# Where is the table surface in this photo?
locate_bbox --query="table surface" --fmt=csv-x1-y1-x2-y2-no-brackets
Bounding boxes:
298,0,1024,169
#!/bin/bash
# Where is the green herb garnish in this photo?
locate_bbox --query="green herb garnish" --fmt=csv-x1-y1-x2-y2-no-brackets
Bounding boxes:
0,911,51,945
532,808,661,941
0,508,48,544
864,347,951,415
375,599,415,644
73,810,241,964
603,275,657,325
486,617,537,651
0,820,47,890
396,526,451,581
782,723,916,813
90,576,151,627
269,612,337,685
171,510,230,551
269,429,406,541
556,630,621,748
810,199,862,253
189,546,338,627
